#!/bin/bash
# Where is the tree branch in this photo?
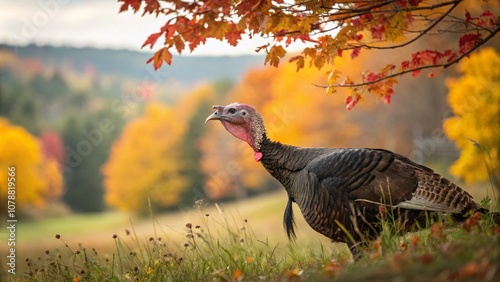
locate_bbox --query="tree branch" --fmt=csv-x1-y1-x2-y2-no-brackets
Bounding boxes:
315,25,500,89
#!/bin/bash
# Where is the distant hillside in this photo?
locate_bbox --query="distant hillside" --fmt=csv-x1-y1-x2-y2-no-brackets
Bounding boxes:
0,44,265,83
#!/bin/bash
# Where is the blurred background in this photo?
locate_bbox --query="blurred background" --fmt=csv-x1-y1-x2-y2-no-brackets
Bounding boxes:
0,0,498,263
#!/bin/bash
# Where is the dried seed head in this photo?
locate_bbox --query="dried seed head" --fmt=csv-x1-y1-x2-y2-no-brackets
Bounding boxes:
55,234,61,239
112,234,118,239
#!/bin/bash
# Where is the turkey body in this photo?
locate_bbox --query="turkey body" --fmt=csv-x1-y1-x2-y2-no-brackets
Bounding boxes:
205,103,486,258
258,138,481,245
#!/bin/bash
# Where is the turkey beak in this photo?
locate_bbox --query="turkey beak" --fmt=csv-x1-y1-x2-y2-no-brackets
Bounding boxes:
205,105,225,123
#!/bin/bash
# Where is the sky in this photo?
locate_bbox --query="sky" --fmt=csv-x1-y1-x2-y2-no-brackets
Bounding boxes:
0,0,276,56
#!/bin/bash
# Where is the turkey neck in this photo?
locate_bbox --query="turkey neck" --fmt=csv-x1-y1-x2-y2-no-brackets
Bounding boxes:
258,134,325,196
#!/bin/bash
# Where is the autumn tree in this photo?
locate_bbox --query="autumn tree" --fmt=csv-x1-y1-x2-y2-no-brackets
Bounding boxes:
39,131,65,201
120,0,499,108
443,47,499,188
0,119,63,217
103,103,188,213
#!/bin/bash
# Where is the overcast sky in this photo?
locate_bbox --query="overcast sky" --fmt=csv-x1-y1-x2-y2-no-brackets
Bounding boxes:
0,0,276,56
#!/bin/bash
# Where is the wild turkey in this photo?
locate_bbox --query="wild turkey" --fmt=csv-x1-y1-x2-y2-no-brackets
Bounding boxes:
205,102,491,259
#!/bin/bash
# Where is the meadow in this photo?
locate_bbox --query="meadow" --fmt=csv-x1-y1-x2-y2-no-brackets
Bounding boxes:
1,187,499,281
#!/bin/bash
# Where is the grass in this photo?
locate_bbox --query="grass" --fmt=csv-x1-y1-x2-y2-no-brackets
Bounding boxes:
1,190,499,281
14,212,128,241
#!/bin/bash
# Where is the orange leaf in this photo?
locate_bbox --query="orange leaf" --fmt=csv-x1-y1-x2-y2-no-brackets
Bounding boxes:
265,45,286,67
148,48,173,70
324,261,342,277
457,262,479,278
289,55,305,72
233,269,243,280
411,235,419,247
284,268,303,278
142,32,162,49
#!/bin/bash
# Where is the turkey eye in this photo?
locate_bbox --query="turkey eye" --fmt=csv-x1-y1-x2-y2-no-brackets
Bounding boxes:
241,111,247,116
228,108,236,114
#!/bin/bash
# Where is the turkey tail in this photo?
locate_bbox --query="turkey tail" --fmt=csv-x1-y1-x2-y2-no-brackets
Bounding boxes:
284,195,296,240
396,170,481,213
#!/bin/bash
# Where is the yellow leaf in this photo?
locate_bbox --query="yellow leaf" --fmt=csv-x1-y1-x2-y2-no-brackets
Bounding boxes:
326,86,337,95
444,47,500,185
327,69,342,84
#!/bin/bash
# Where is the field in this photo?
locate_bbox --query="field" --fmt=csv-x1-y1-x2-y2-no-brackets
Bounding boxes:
1,189,499,281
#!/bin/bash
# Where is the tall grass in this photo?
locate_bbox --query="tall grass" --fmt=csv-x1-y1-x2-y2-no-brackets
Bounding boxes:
9,202,342,281
5,198,499,282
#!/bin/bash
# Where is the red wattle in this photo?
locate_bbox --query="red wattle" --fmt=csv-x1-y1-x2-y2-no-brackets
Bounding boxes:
254,152,263,162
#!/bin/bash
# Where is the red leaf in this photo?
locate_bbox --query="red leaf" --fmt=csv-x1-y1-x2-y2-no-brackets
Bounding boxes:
365,72,381,83
479,10,496,27
119,0,141,12
459,34,481,54
226,30,242,46
345,94,361,110
411,69,421,77
142,32,162,49
370,24,385,40
401,60,410,70
350,47,361,59
143,0,160,15
351,18,362,27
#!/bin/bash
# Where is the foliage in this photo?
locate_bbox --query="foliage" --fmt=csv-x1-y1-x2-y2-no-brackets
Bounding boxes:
444,47,500,188
121,0,499,109
39,131,65,201
103,103,188,213
0,119,63,216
